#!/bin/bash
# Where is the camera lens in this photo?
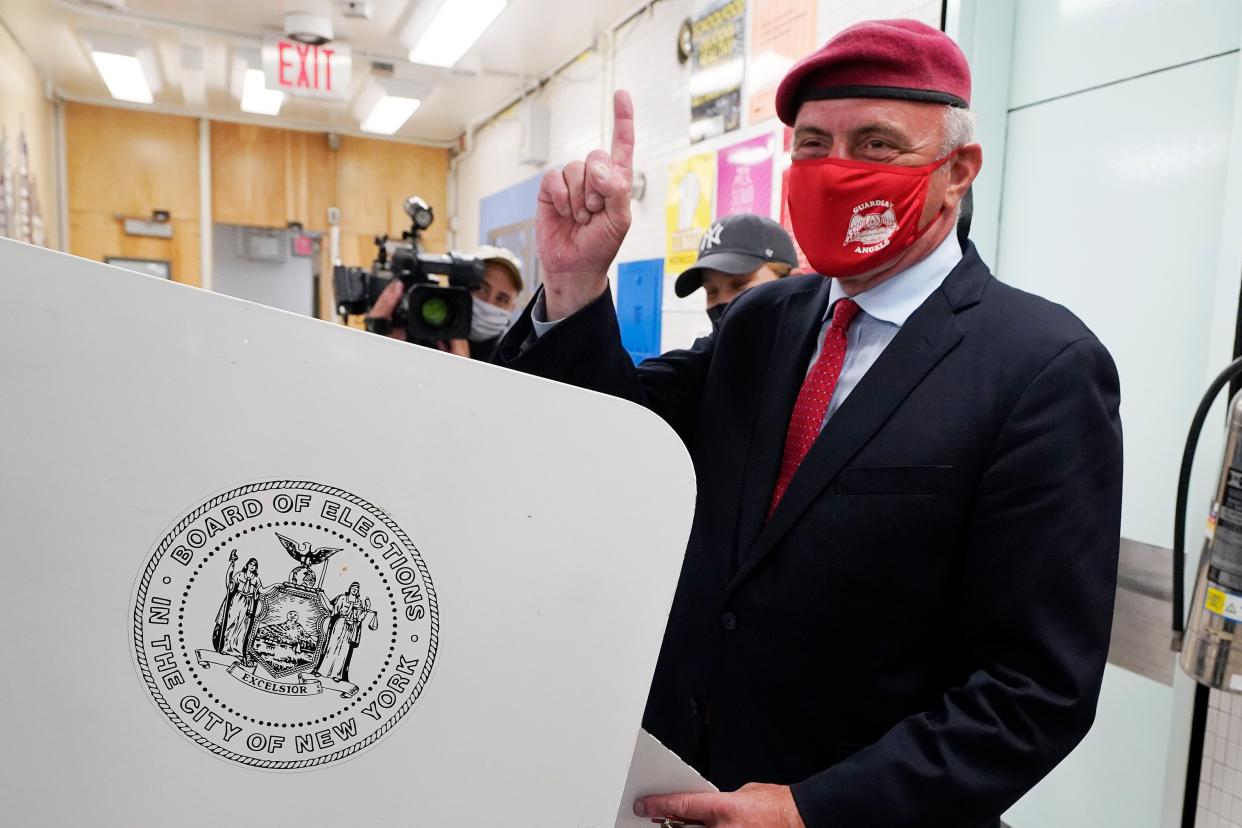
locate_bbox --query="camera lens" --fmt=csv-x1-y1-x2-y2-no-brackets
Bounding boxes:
420,296,451,329
405,284,472,341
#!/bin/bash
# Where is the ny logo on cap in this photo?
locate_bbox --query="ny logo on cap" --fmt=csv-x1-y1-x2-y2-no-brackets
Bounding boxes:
700,222,724,251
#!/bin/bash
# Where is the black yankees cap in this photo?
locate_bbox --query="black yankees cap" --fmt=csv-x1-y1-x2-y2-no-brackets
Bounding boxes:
674,213,798,298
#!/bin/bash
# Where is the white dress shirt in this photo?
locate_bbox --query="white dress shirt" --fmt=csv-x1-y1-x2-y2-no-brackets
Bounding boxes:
814,231,962,427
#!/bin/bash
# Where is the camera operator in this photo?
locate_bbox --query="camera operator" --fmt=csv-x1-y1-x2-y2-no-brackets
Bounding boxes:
364,244,523,361
466,245,524,360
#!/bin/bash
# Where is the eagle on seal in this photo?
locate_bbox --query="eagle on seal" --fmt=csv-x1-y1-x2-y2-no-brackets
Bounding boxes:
275,531,342,568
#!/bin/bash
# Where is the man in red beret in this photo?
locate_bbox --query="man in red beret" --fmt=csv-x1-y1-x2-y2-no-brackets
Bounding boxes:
497,18,1122,828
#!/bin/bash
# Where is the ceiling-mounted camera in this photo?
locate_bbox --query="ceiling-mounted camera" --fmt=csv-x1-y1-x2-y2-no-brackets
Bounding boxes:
284,9,334,45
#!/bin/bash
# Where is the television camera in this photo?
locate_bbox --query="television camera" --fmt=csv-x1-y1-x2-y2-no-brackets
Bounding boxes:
332,197,484,342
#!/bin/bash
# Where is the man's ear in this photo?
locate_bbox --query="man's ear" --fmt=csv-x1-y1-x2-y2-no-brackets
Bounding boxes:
942,143,982,213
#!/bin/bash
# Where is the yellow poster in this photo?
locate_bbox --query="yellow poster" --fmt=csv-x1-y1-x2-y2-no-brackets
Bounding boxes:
665,151,716,273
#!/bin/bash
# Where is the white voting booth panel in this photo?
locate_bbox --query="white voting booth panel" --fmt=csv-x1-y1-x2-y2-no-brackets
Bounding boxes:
616,731,718,825
0,238,700,826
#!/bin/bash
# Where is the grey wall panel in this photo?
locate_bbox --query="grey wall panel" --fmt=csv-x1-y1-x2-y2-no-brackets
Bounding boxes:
1011,0,1240,108
998,52,1237,550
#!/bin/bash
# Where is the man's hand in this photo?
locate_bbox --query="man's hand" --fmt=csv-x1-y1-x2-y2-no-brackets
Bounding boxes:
366,279,407,340
536,89,634,321
634,783,805,828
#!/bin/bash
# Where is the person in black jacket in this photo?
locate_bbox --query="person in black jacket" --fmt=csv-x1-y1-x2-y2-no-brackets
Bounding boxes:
497,19,1122,828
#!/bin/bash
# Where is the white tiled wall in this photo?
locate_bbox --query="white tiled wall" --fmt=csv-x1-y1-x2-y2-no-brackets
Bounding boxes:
452,0,939,352
1200,690,1242,827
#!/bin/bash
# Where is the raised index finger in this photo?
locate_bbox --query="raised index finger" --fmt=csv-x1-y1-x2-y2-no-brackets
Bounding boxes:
610,89,635,173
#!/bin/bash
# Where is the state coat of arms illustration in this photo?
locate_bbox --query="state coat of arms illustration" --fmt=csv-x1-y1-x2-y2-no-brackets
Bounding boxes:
132,480,439,770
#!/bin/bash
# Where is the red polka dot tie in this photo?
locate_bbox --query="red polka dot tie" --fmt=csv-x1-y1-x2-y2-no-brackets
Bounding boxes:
768,298,862,517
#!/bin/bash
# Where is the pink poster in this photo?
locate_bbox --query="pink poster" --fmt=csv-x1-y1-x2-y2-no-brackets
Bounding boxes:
715,133,775,220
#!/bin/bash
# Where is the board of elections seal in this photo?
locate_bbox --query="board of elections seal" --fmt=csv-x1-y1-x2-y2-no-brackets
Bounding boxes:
131,480,438,770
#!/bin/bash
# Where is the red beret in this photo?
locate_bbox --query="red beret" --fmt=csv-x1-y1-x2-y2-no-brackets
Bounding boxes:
775,19,971,126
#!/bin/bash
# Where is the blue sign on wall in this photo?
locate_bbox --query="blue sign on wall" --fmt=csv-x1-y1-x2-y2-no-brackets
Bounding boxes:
617,258,664,364
478,173,542,242
479,174,543,296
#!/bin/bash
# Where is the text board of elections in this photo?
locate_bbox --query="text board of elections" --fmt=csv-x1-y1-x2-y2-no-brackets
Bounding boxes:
0,238,697,826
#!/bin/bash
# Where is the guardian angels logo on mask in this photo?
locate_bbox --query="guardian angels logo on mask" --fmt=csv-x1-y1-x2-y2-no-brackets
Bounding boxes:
131,480,439,770
844,200,899,254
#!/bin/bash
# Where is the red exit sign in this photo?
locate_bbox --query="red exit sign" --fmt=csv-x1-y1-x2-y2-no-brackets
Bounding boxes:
261,37,352,100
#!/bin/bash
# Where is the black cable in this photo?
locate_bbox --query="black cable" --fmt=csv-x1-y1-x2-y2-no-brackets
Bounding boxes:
1181,684,1211,828
1172,355,1242,645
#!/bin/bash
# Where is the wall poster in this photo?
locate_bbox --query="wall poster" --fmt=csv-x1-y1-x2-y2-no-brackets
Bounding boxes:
690,0,746,144
716,133,775,219
617,258,664,364
746,0,818,125
665,151,716,273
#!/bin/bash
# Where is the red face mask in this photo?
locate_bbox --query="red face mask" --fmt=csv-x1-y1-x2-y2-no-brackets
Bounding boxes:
787,152,955,278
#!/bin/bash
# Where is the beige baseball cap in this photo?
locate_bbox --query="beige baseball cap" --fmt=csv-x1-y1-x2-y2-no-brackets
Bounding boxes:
475,245,524,293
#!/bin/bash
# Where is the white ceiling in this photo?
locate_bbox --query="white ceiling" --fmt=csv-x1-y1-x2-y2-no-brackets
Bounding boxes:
0,0,636,144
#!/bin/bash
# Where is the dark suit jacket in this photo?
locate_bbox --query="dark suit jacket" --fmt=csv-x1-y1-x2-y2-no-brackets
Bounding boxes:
495,243,1123,828
468,334,501,362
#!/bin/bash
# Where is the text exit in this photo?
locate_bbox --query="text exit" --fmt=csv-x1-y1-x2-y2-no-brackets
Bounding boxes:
261,37,352,100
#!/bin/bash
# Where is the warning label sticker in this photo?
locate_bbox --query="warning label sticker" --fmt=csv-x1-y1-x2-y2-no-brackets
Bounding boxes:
1205,585,1242,622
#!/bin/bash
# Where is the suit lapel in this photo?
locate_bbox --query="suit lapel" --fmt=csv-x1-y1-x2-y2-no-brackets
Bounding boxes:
727,287,965,595
733,278,834,563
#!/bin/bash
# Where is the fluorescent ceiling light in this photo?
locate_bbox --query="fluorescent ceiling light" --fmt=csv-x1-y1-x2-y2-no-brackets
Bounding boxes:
81,30,160,103
241,68,284,116
408,0,507,68
361,95,421,134
91,51,153,104
353,76,428,135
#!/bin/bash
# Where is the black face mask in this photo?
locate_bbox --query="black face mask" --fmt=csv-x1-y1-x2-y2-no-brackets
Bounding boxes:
706,302,727,331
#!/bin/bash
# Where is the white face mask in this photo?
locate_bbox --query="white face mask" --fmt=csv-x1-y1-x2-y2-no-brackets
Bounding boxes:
469,296,512,341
